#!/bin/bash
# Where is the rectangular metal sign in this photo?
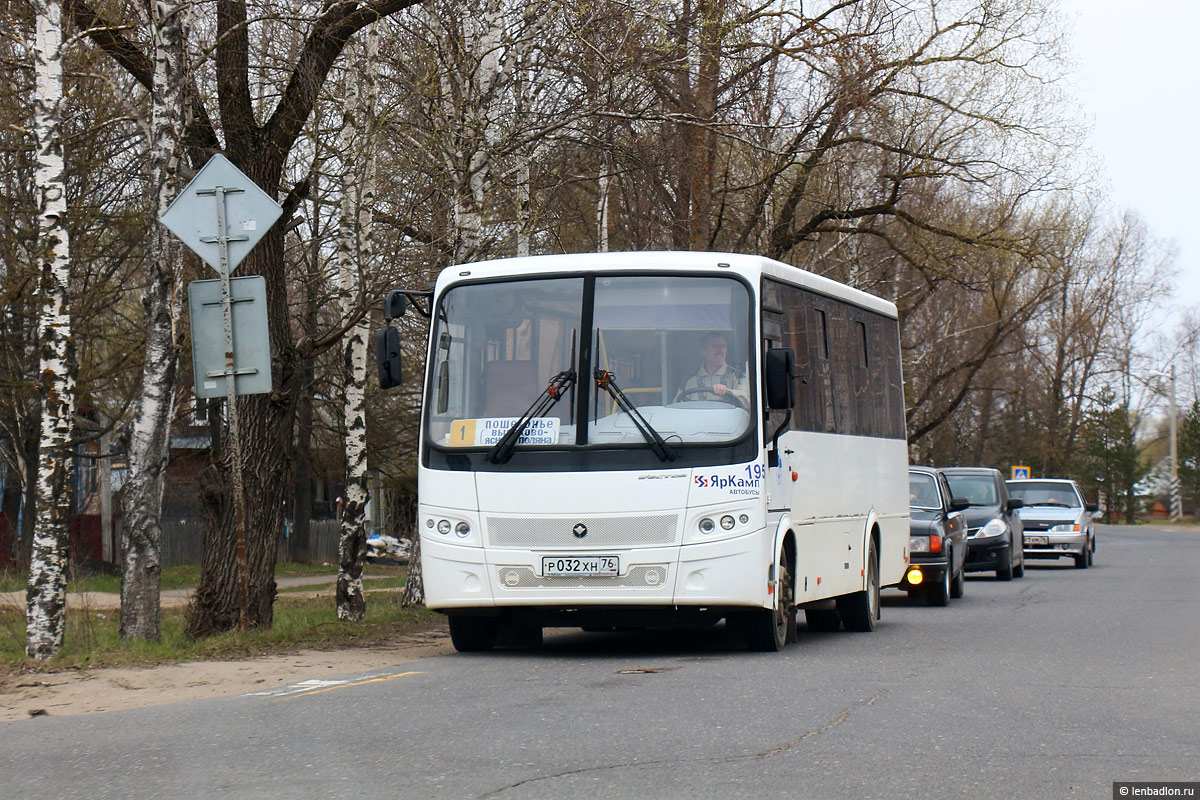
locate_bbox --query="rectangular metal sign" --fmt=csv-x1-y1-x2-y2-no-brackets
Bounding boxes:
188,277,273,398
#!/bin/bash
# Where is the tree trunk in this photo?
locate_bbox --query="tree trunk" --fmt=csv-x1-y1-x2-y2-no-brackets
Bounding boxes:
336,30,377,622
26,0,75,660
120,0,189,643
401,531,424,607
291,357,314,563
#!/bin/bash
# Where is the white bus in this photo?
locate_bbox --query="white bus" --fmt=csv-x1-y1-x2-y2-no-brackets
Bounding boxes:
376,251,909,652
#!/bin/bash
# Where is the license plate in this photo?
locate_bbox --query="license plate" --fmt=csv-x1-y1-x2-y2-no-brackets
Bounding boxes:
542,555,619,577
1026,535,1048,546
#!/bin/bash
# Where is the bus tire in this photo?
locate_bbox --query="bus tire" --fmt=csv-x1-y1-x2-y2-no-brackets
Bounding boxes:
742,548,795,651
448,616,499,652
838,537,879,632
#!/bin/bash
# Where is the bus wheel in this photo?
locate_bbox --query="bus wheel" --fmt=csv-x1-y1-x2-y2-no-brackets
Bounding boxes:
838,537,879,632
448,616,499,652
742,549,795,652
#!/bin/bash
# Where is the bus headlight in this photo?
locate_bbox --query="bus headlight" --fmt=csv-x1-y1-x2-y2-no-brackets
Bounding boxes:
437,519,452,535
720,515,735,530
455,521,471,537
699,518,715,534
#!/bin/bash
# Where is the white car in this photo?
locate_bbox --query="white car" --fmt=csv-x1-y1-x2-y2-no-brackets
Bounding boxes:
1005,478,1099,569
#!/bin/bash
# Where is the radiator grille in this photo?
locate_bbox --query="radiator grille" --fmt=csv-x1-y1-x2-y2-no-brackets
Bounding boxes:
487,514,679,548
495,565,671,589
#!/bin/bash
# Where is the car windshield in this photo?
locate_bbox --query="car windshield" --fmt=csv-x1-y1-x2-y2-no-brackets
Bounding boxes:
909,473,942,510
1008,482,1081,508
945,474,998,506
424,274,753,450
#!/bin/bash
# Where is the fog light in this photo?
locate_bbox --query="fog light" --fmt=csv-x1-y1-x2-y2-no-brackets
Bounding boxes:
426,518,434,528
455,521,470,537
437,519,451,535
699,518,715,534
720,515,735,530
645,568,662,586
907,567,924,585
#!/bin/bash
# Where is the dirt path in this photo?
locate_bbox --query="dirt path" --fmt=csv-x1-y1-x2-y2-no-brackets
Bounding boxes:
0,573,393,611
0,627,454,722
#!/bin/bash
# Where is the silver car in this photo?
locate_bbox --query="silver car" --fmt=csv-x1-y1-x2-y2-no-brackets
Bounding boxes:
1005,478,1099,569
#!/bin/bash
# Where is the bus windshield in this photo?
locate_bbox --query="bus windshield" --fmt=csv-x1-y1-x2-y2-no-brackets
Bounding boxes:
425,274,753,451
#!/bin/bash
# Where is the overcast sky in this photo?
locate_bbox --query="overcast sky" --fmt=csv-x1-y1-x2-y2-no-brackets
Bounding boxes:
1058,0,1200,316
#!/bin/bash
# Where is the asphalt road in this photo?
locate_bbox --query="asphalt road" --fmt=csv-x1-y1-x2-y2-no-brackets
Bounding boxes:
2,523,1197,800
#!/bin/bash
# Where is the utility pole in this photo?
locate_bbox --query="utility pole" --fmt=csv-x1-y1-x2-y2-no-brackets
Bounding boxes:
1168,364,1181,522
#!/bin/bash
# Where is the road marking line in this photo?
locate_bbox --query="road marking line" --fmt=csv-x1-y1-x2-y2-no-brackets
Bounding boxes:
275,671,422,701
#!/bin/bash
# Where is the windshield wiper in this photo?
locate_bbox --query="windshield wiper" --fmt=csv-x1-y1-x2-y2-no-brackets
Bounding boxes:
593,370,676,462
487,370,576,464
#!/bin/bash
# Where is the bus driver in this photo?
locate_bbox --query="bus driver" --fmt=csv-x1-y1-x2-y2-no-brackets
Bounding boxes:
675,331,750,407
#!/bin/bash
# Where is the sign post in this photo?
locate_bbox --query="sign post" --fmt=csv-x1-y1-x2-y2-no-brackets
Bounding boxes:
161,154,282,632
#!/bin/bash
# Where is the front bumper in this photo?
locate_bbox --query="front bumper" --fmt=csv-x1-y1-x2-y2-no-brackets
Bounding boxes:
421,527,771,611
964,537,1009,571
899,562,948,590
1023,530,1087,558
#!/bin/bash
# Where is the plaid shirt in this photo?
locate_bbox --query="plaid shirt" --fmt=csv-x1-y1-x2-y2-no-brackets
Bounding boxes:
678,363,750,407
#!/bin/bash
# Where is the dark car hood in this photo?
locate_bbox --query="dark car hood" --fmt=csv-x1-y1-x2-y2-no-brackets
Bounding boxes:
960,505,1002,527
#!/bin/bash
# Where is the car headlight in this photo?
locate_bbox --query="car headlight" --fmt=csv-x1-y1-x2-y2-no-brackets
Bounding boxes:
909,536,931,553
1049,523,1080,533
980,518,1007,537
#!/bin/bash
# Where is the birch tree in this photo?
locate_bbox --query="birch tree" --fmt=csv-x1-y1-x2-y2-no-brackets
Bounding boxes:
26,0,74,660
119,0,191,642
336,29,378,622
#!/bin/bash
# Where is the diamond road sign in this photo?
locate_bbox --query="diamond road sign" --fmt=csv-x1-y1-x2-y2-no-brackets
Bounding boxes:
159,154,282,273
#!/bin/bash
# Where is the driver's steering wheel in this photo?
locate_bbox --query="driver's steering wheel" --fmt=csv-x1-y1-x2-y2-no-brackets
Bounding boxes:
676,386,746,409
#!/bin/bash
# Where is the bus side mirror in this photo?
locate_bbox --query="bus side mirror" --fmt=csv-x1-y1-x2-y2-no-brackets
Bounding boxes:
376,326,403,389
764,347,795,410
383,290,406,320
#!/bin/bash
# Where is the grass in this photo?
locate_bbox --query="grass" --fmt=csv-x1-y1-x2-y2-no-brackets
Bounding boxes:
0,564,441,683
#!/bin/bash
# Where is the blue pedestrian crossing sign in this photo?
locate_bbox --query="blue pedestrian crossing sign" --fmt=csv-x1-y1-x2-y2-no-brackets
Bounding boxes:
1011,465,1031,480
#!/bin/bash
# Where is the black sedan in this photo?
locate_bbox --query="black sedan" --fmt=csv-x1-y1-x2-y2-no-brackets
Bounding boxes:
902,466,970,606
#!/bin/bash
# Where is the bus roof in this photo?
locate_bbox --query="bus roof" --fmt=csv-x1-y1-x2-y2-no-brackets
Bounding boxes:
434,251,899,319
